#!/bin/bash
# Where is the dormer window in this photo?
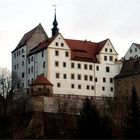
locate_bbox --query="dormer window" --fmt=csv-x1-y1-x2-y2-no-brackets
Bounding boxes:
105,48,107,52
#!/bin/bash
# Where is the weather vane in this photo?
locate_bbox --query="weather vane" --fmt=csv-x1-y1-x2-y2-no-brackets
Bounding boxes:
53,4,57,12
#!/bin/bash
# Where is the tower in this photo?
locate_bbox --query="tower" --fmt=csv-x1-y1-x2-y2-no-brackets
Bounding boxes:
52,8,59,37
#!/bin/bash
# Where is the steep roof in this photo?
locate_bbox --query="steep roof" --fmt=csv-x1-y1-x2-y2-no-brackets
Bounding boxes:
12,24,48,52
26,32,108,63
31,75,53,86
65,39,108,63
134,43,140,49
27,34,57,57
115,58,140,79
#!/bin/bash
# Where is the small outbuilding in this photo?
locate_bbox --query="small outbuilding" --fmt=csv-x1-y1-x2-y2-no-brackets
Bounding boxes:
30,75,53,96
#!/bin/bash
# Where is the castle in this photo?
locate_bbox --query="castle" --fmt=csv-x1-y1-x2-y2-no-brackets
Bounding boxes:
12,11,122,97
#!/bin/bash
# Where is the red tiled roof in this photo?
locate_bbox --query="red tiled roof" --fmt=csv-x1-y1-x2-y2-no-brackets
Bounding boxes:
65,39,108,63
31,75,53,86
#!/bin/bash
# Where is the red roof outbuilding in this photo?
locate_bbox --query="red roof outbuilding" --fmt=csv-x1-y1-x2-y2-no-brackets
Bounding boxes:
31,75,53,86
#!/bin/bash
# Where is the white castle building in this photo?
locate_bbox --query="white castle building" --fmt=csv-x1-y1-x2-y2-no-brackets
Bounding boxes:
12,11,122,97
124,43,140,60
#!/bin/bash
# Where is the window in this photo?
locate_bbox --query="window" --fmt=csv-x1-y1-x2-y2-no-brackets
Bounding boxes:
17,51,18,57
56,73,60,78
55,61,59,67
89,76,93,81
89,65,92,70
61,43,64,47
31,56,33,61
95,77,98,82
63,74,67,79
71,74,75,79
105,48,107,52
14,65,16,70
96,66,99,71
135,48,137,52
109,56,113,61
22,72,24,78
65,51,69,57
71,63,75,68
110,87,113,92
91,86,94,90
63,62,66,67
43,62,45,68
77,74,81,80
104,56,107,61
22,49,24,53
57,83,61,87
84,64,87,70
31,66,33,73
55,50,59,56
78,85,81,89
71,84,75,89
77,63,81,69
106,66,110,72
17,64,19,69
87,85,90,90
31,78,33,83
84,75,88,81
110,49,112,52
14,53,16,58
22,61,24,66
55,42,58,46
42,50,44,57
130,49,132,53
103,77,106,82
110,78,113,83
19,50,20,55
28,68,30,74
28,58,30,64
102,87,105,91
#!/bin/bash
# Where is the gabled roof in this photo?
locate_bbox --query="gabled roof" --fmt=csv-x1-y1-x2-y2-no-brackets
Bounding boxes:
134,43,140,49
65,39,108,63
27,34,57,57
115,58,140,79
12,23,48,52
26,32,109,63
31,75,53,86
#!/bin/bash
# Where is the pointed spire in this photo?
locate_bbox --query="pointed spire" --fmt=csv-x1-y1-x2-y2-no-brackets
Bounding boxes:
52,6,59,37
53,9,58,26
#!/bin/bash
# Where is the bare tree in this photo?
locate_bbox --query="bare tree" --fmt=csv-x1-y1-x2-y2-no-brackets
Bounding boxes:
0,67,11,97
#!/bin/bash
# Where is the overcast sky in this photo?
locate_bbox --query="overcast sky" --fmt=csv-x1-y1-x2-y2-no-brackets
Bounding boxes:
1,0,140,70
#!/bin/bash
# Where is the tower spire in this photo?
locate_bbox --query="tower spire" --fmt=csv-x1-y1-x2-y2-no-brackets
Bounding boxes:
52,5,59,37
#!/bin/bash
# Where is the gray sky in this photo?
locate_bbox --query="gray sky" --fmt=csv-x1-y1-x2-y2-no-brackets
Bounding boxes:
1,0,140,70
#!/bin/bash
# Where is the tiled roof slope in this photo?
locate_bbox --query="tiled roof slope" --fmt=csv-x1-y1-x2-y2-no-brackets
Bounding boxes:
31,75,53,86
134,43,140,49
115,58,140,79
27,34,57,56
65,39,108,63
27,35,108,63
12,24,48,52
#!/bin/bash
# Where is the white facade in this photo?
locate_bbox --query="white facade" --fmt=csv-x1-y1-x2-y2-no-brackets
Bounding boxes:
46,35,121,97
125,43,140,60
12,26,122,97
